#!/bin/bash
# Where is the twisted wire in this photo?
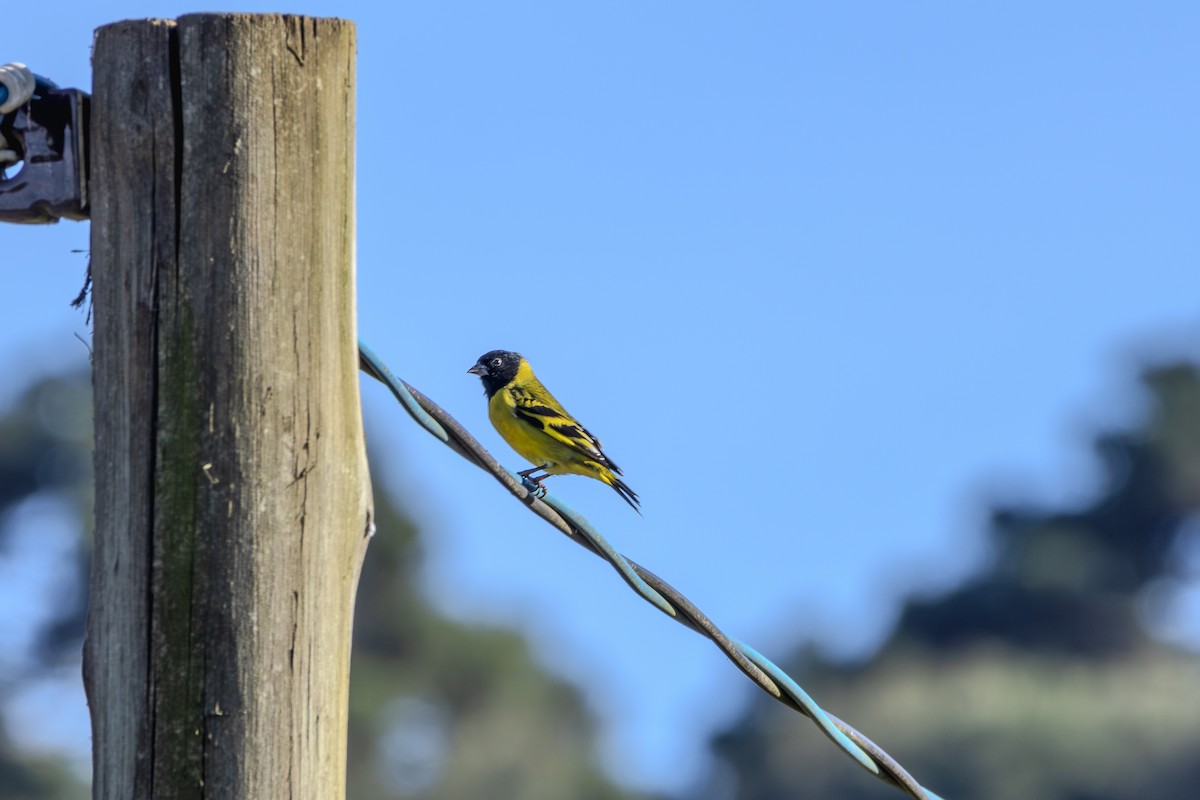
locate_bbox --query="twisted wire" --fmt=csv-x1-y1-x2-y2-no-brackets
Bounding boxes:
359,341,944,800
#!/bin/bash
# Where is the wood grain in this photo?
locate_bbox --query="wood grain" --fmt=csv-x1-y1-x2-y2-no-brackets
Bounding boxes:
87,15,369,799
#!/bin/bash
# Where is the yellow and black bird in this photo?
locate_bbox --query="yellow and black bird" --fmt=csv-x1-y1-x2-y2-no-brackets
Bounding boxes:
468,350,640,512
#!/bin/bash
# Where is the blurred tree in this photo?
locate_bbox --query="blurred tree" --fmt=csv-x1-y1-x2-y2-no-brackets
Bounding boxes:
347,451,655,800
701,363,1200,800
0,373,92,800
0,369,652,800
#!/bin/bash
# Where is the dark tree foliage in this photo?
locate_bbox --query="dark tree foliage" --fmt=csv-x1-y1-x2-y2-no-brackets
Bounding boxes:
347,442,653,800
0,373,92,799
702,363,1200,800
897,429,1175,657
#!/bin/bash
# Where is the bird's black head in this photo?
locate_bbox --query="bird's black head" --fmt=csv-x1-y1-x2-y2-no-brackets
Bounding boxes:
468,350,523,397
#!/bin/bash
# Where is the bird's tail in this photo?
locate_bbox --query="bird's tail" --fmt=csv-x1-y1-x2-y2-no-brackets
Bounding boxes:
602,471,641,514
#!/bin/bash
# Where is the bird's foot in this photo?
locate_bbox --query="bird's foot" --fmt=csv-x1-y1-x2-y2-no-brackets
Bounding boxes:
518,466,551,498
517,470,549,500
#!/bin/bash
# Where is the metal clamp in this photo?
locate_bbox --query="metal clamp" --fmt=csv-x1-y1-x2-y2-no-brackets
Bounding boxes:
0,68,89,224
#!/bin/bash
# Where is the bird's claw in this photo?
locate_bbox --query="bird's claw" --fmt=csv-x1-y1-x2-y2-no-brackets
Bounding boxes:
519,474,548,500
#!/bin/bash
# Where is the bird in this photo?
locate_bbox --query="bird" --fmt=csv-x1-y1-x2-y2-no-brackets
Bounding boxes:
468,350,640,513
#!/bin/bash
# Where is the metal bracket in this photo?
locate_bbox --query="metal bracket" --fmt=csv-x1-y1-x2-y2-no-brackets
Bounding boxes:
0,86,89,223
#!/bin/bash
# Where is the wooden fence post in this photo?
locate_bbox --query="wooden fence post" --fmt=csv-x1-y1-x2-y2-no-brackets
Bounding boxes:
85,14,370,799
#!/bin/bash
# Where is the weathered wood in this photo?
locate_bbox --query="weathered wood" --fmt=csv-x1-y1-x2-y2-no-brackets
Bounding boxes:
85,14,370,799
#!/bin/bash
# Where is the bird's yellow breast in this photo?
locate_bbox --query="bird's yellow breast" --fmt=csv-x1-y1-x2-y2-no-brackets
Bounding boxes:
486,361,597,477
488,390,553,465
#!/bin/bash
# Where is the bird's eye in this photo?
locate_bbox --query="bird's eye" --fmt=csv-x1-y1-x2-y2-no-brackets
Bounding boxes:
491,357,503,367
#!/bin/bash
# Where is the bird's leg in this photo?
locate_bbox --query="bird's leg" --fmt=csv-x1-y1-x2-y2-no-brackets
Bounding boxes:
518,464,550,483
517,465,551,499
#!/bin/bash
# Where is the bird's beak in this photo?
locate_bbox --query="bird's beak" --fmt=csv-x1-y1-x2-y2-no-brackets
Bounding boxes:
467,363,486,376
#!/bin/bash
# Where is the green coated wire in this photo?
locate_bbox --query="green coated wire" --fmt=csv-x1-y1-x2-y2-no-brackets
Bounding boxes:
731,638,879,773
359,340,941,800
521,483,676,617
358,341,448,443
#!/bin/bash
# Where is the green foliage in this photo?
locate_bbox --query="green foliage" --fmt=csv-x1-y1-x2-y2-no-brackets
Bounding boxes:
0,373,93,799
348,465,647,799
0,738,88,800
704,363,1200,800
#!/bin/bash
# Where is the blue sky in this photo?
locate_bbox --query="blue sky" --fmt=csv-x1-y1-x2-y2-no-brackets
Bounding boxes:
3,3,1199,794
